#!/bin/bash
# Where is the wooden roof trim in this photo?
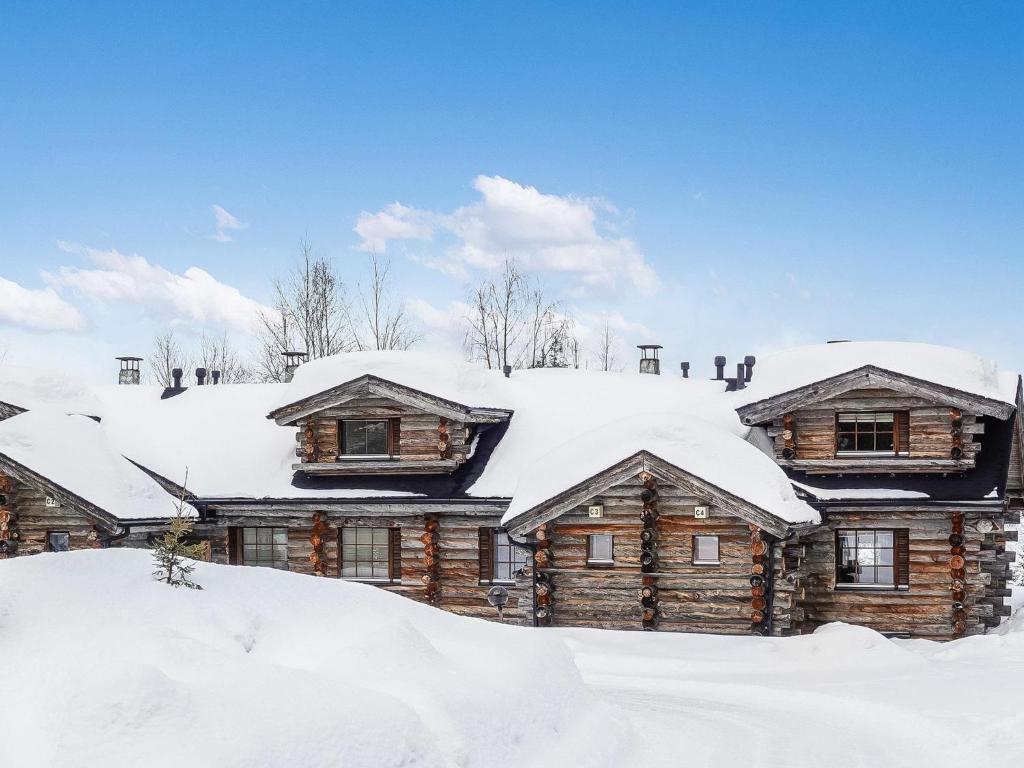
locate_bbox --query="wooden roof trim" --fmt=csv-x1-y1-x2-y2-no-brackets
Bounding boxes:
0,452,122,534
736,365,1015,424
268,374,513,426
503,450,793,539
1013,375,1024,492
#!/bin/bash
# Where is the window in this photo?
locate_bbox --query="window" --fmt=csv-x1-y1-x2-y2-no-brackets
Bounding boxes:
341,527,399,580
47,531,70,552
241,527,288,569
478,528,531,583
587,533,614,565
693,535,720,565
340,419,391,457
836,529,909,589
836,412,908,455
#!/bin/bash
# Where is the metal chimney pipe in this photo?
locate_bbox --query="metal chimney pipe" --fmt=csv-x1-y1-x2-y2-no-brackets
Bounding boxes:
680,362,690,379
735,363,746,390
171,368,183,388
211,370,221,385
714,356,726,380
502,364,512,378
743,355,756,383
195,367,207,386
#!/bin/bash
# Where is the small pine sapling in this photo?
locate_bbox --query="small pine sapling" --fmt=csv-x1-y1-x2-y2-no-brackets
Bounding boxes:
152,471,205,589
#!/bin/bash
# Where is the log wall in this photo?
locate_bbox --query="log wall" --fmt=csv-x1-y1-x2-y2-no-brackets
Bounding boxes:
295,395,472,468
527,475,767,634
775,506,1014,639
769,388,982,469
0,472,103,556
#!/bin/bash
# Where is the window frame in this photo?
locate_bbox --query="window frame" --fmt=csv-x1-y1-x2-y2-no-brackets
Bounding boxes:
338,418,393,460
340,526,400,583
834,528,910,591
239,526,289,570
47,530,71,553
587,533,615,567
692,534,721,566
835,411,909,457
481,528,530,585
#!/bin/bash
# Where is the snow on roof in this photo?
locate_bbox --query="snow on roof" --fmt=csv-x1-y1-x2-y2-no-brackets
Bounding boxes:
0,364,102,415
502,414,819,526
276,350,514,412
0,409,193,520
733,341,1019,408
791,481,930,501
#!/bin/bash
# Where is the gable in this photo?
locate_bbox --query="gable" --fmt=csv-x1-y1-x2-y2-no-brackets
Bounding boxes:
503,451,809,539
268,374,512,426
736,365,1015,425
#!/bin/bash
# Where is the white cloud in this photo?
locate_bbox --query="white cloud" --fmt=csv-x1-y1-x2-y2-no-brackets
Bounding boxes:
210,204,247,243
354,203,434,253
354,176,658,295
46,244,271,333
0,276,86,332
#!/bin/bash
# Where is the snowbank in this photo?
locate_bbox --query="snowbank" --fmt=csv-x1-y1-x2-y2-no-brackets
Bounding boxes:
0,550,631,768
733,341,1019,407
0,363,102,415
504,413,818,525
0,409,193,520
4,550,1023,768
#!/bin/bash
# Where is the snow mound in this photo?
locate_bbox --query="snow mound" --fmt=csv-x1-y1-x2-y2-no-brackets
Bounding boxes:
0,550,632,768
0,363,102,415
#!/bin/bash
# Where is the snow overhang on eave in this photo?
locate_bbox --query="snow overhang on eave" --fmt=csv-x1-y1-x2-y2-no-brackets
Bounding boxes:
736,365,1015,425
267,374,513,426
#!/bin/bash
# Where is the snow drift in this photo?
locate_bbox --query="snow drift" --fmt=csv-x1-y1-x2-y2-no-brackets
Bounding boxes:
0,550,630,768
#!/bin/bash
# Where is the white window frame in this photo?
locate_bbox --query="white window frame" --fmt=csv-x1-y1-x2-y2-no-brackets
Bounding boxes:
693,534,721,565
587,533,615,566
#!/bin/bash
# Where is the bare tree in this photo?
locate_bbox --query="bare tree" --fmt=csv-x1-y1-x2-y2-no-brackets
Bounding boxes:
197,332,253,383
464,259,559,371
594,319,622,372
149,330,192,386
355,254,420,351
255,240,357,381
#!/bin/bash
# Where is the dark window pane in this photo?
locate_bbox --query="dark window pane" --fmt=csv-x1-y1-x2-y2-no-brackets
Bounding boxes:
876,433,894,451
857,433,875,451
48,532,70,552
364,421,388,454
342,420,389,456
837,433,855,451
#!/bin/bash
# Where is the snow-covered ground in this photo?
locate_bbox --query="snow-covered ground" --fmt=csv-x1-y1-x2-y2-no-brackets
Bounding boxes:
3,551,1023,768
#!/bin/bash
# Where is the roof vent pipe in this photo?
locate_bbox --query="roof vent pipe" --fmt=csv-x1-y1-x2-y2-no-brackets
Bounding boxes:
735,363,746,390
503,364,512,378
196,367,207,386
714,356,726,380
171,368,183,388
680,362,690,379
211,370,221,385
743,355,756,383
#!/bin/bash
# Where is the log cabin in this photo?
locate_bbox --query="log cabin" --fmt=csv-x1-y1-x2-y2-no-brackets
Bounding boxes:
0,342,1017,639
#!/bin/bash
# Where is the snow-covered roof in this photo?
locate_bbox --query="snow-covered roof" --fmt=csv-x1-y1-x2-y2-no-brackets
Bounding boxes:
733,341,1019,408
0,341,1017,522
0,364,102,415
275,350,514,413
0,409,194,520
502,414,819,526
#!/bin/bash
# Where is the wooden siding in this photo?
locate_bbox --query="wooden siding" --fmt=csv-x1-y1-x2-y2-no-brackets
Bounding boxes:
773,506,1014,639
526,475,765,635
768,387,982,472
0,471,103,555
295,395,472,473
221,510,525,624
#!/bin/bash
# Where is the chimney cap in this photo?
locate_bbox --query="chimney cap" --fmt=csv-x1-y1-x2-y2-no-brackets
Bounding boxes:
115,356,143,362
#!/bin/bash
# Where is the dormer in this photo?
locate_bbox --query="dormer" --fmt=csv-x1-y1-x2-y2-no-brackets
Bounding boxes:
268,374,512,476
736,365,1015,474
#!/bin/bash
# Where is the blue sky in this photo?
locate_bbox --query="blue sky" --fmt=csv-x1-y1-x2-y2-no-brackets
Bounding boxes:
1,2,1021,381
